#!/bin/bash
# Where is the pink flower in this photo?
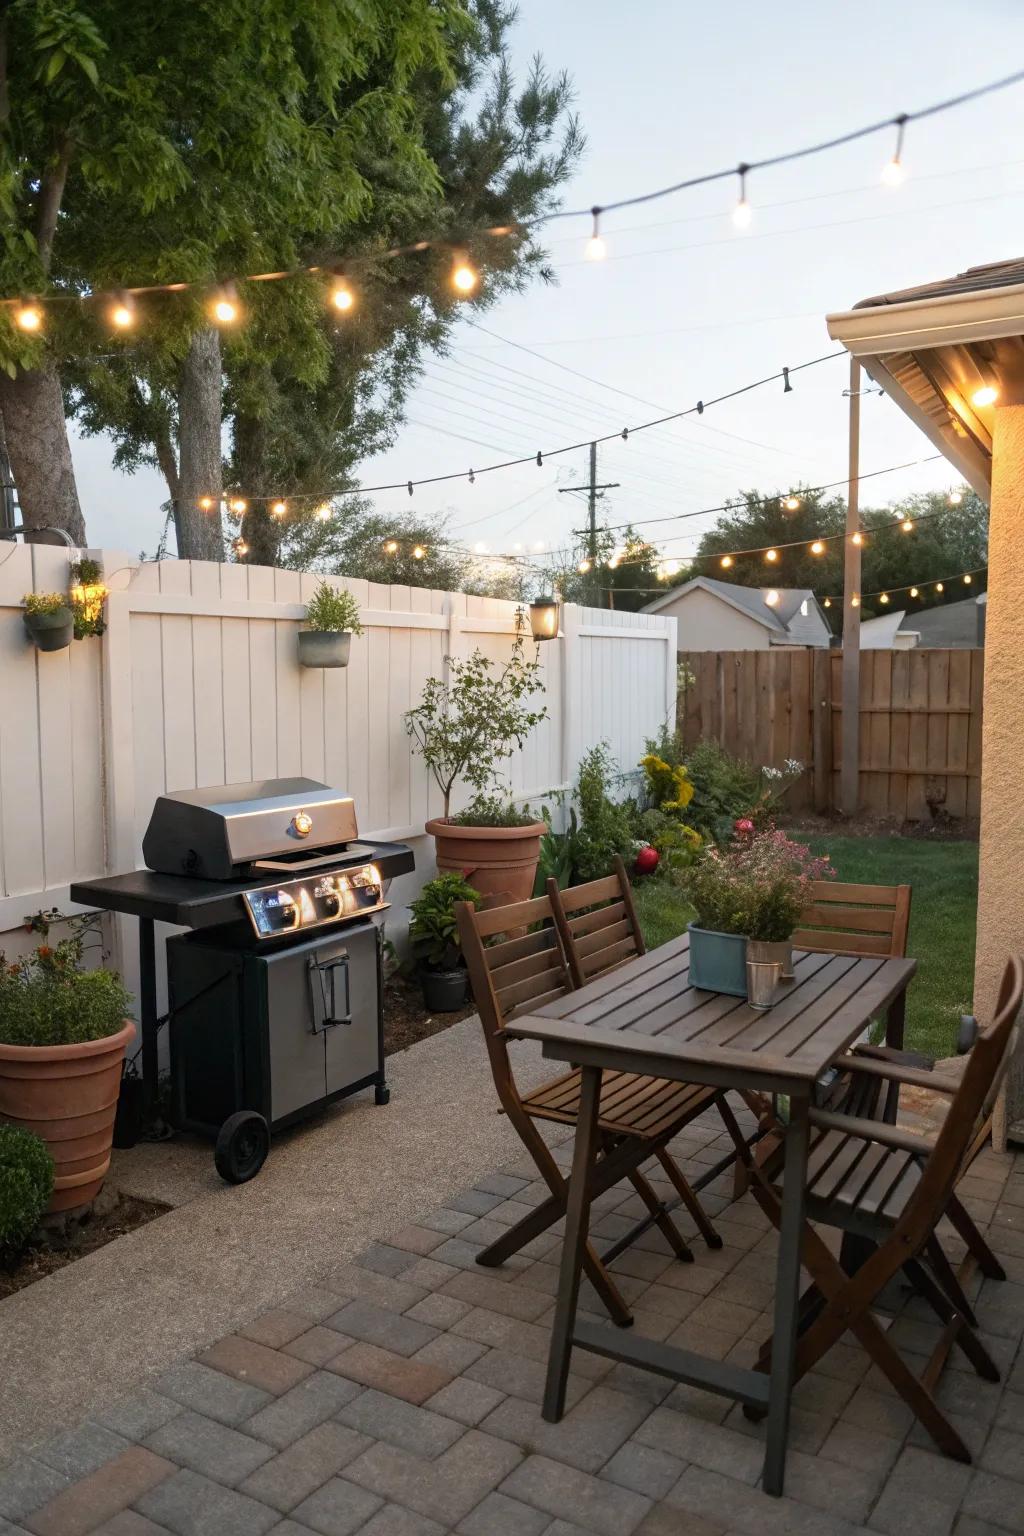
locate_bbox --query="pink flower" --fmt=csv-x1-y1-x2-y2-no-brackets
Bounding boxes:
734,818,755,836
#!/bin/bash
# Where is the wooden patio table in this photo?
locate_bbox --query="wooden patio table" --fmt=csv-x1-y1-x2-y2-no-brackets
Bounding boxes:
505,932,916,1496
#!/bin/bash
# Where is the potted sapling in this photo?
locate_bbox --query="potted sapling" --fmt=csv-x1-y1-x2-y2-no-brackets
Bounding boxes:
404,629,548,902
298,581,363,668
408,872,481,1012
22,592,74,653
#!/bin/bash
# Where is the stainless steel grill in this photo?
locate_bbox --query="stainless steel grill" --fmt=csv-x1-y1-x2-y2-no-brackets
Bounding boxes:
71,778,415,1183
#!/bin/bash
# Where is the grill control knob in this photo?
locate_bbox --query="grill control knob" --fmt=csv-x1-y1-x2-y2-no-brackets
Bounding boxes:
292,811,313,838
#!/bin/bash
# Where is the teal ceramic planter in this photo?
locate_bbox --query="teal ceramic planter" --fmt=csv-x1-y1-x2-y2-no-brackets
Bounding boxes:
687,922,749,997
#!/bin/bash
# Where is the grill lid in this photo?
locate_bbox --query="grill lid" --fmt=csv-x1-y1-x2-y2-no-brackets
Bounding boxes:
143,777,359,880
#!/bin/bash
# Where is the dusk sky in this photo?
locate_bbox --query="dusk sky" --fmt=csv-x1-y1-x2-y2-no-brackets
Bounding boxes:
73,0,1024,572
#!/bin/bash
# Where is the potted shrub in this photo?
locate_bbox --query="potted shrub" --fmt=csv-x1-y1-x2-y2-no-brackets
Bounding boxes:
0,1124,53,1252
681,829,832,999
404,631,548,902
408,872,481,1012
0,937,134,1214
298,581,363,668
23,592,74,652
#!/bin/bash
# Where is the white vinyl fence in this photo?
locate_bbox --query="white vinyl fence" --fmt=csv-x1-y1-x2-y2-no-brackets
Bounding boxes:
0,544,676,1007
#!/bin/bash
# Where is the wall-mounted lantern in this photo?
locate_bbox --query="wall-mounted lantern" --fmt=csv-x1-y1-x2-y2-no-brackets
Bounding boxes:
528,595,559,641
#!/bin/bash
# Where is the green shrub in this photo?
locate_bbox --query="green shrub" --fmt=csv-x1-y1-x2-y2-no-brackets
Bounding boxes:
0,940,131,1047
303,581,363,634
683,740,761,843
448,795,538,829
571,745,636,882
0,1125,53,1251
408,873,481,970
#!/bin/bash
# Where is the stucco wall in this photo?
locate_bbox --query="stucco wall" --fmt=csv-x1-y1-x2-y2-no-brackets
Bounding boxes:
974,404,1024,1146
655,587,770,650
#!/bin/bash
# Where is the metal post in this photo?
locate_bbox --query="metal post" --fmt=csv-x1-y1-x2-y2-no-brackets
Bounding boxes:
138,918,159,1116
840,356,862,817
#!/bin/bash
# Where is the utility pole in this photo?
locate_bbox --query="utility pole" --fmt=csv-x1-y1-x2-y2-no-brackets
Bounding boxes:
558,440,618,606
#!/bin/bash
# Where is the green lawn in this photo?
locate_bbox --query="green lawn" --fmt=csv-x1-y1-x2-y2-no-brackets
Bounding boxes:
633,836,979,1060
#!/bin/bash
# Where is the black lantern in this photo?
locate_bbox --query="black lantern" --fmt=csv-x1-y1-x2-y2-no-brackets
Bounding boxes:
528,595,559,641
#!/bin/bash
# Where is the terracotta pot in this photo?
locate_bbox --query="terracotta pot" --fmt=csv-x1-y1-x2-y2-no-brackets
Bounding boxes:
0,1020,135,1214
425,817,546,905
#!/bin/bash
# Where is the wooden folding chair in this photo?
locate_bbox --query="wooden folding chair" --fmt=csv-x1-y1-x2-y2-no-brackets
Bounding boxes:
793,879,912,963
741,954,1023,1463
456,893,724,1328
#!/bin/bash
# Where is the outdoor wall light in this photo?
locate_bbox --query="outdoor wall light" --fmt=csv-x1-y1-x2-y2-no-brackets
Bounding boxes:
529,595,560,641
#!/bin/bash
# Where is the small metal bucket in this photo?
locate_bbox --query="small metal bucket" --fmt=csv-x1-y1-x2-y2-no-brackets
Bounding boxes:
746,958,780,1010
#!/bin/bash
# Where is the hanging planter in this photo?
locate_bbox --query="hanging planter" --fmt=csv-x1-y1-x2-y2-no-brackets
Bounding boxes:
298,581,363,669
22,594,74,653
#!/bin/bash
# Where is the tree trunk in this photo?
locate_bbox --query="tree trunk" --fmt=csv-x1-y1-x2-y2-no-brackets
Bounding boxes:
234,402,280,566
176,328,224,561
0,365,86,544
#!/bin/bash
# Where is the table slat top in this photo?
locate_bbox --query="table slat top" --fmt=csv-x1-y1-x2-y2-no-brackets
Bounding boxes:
505,933,916,1091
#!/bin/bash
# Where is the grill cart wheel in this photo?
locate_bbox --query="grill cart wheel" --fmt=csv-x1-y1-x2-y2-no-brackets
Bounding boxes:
375,1083,390,1106
215,1111,270,1184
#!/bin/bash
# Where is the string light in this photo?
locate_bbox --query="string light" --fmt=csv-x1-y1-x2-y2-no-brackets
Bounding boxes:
316,503,331,521
109,294,136,329
229,497,247,513
452,256,478,294
383,540,399,554
935,581,944,592
732,164,752,229
271,500,287,517
331,281,355,312
810,540,825,555
233,538,248,556
949,489,963,505
578,558,592,573
823,598,832,608
783,495,801,511
765,589,780,607
964,573,973,584
910,586,919,597
971,384,998,408
879,592,890,604
211,285,240,325
198,496,216,511
14,301,42,332
851,594,860,608
881,113,907,185
585,207,606,261
765,548,778,563
720,555,733,568
473,541,488,554
901,518,914,532
852,531,864,546
412,545,426,560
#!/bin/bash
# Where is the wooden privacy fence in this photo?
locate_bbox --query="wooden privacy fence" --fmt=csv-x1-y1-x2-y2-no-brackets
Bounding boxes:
678,647,984,821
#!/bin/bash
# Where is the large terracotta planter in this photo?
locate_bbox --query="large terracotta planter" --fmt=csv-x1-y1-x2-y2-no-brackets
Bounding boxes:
426,818,546,905
0,1020,135,1214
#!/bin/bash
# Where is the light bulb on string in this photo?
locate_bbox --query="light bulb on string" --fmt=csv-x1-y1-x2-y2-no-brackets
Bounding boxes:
720,555,733,569
851,594,860,608
852,531,863,546
234,538,248,557
881,113,907,184
383,540,399,555
271,501,287,518
765,590,780,607
330,280,355,313
810,541,824,556
578,559,591,574
585,206,606,261
534,540,546,552
662,560,681,579
823,598,832,609
229,497,247,514
109,292,136,330
964,573,973,584
880,592,890,604
473,542,488,555
765,548,778,563
935,581,944,593
316,503,331,521
949,489,964,505
198,496,216,511
901,518,914,533
783,495,801,511
14,300,42,332
412,545,426,560
910,586,919,598
210,284,240,326
451,253,478,294
732,164,752,229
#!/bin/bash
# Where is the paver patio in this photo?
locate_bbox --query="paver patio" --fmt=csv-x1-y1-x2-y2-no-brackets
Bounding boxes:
2,1094,1022,1536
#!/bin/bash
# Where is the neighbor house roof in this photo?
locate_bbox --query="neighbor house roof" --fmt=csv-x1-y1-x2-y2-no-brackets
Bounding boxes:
641,576,829,642
902,594,985,648
826,257,1024,499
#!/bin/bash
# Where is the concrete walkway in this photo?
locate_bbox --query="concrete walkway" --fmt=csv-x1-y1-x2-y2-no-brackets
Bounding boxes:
0,1019,564,1463
1,1100,1021,1536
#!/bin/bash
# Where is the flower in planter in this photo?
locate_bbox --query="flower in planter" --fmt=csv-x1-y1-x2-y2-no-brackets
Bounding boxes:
680,828,833,942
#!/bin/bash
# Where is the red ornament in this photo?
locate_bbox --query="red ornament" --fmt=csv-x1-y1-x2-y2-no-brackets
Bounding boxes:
634,845,660,877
